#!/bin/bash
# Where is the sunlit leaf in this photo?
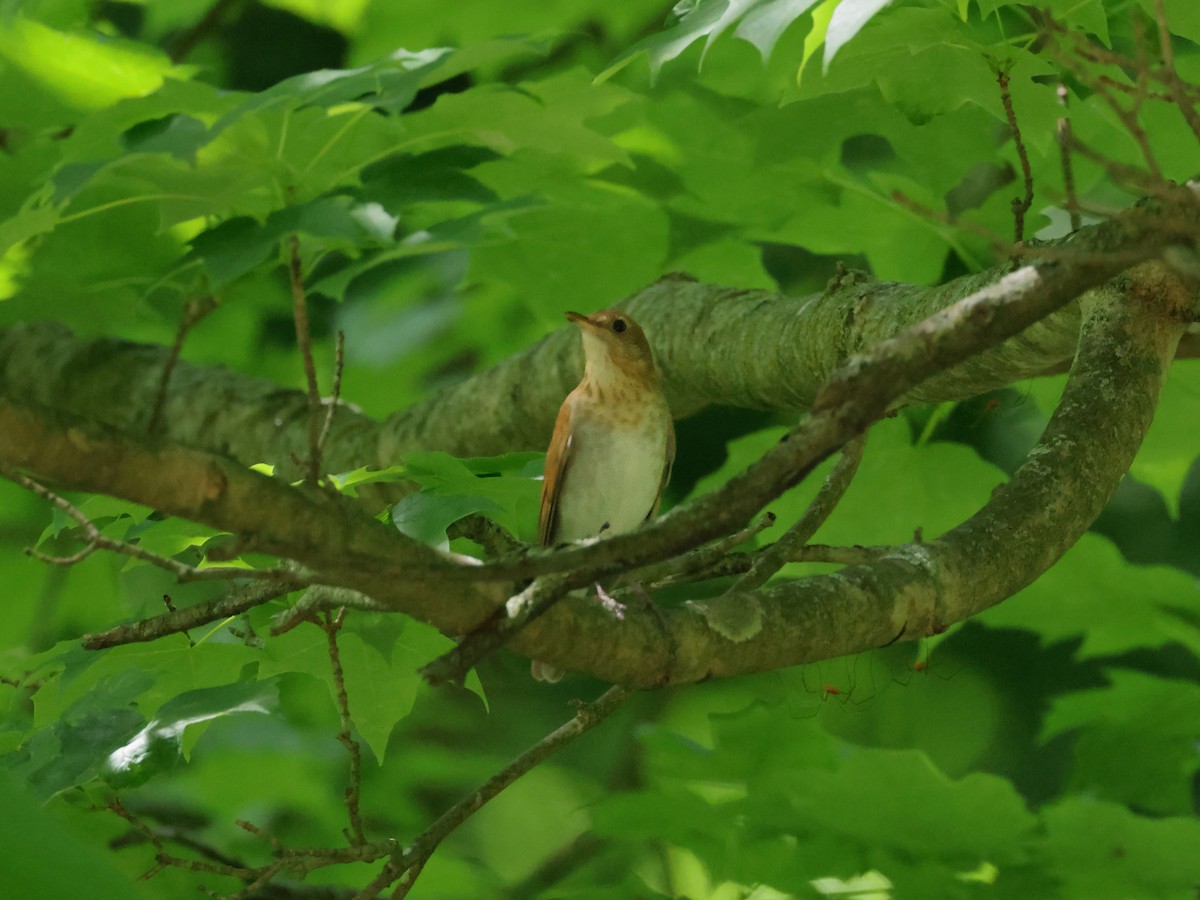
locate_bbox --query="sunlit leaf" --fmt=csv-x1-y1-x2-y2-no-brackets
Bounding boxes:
824,0,893,70
102,678,277,788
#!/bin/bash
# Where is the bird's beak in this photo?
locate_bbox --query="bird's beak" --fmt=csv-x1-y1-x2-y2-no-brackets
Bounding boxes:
565,310,596,329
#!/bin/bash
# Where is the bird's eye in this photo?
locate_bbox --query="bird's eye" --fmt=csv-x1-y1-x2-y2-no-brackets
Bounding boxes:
612,318,627,333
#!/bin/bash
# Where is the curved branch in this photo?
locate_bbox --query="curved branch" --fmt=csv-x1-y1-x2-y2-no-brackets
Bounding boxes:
510,263,1192,684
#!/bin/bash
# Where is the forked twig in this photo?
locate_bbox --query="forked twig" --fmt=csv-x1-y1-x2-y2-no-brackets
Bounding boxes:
996,69,1034,242
732,434,867,592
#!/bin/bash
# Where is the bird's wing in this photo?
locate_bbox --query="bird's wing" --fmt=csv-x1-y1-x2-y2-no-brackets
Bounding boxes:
538,397,576,546
648,414,675,520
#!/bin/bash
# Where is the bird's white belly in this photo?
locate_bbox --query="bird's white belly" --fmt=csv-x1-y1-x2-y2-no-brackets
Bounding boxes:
555,421,668,542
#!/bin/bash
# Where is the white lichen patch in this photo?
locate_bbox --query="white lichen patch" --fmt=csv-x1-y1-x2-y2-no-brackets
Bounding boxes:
686,594,763,642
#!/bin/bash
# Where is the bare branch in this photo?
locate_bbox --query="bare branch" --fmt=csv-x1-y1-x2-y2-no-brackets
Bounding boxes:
320,611,367,848
272,585,386,635
635,511,777,589
83,579,297,650
421,574,574,686
997,69,1034,242
387,686,632,896
1056,84,1082,232
732,434,866,593
1153,0,1200,141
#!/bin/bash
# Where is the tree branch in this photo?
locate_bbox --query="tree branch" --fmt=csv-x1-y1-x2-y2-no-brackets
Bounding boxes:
0,195,1195,685
502,262,1193,684
5,197,1194,482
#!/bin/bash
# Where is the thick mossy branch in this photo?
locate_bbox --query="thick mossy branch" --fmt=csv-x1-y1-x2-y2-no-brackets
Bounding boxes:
3,197,1194,478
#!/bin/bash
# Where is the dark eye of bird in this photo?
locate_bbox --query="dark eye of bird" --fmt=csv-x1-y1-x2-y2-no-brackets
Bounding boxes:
612,318,627,333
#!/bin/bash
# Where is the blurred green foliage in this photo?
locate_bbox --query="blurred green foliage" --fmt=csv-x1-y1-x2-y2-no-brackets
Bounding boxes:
1,0,1198,897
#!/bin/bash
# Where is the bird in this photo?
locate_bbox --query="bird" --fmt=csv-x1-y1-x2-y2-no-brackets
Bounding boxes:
531,308,675,681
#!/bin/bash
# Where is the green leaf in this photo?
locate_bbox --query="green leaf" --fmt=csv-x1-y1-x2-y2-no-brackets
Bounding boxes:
338,634,414,765
978,535,1200,658
402,82,632,167
1035,796,1200,898
469,177,669,320
600,0,820,80
794,748,1036,862
209,47,453,133
37,494,153,546
309,196,539,301
32,637,263,730
0,17,177,117
187,196,398,289
1042,670,1200,815
328,464,411,495
397,450,542,542
824,0,894,70
6,671,147,798
690,417,998,567
735,0,823,61
0,770,153,900
392,491,504,548
120,516,223,568
339,620,447,764
102,677,277,788
1137,0,1200,43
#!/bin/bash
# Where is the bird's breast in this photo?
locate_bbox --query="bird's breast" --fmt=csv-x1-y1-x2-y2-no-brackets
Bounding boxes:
553,409,670,543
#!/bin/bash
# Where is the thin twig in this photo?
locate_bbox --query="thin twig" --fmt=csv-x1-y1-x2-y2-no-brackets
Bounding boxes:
5,469,306,589
1065,135,1176,199
225,862,287,900
388,686,633,897
236,819,284,852
354,860,401,899
997,69,1034,242
421,573,573,686
890,190,1012,256
149,296,217,434
390,857,427,899
83,578,299,649
630,511,776,589
1044,14,1162,179
272,584,386,635
288,234,324,485
732,434,867,593
109,798,260,881
316,330,346,472
320,611,367,847
1056,85,1082,232
1153,0,1200,141
640,540,891,587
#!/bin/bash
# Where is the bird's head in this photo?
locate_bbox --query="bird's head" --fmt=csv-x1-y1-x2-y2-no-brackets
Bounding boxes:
566,309,658,384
